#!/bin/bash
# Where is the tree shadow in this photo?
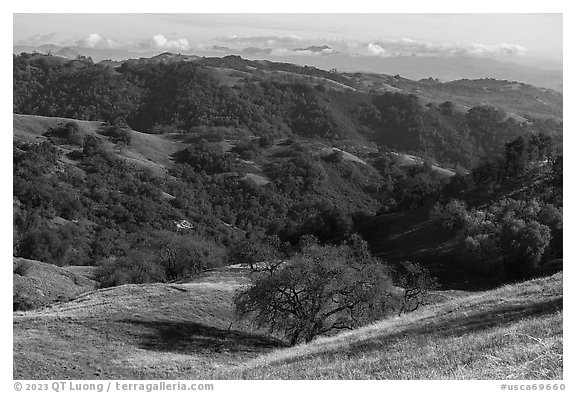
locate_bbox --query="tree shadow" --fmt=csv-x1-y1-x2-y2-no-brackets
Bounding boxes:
163,133,192,142
170,149,190,164
273,296,562,366
120,318,286,355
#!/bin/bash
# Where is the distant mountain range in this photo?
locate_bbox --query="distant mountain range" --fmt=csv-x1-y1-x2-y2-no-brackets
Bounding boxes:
289,54,563,92
14,43,562,92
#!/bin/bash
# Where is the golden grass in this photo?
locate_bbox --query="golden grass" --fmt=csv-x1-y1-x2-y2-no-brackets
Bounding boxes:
13,114,102,143
211,273,563,379
13,113,185,176
13,266,284,379
13,258,98,311
14,264,562,380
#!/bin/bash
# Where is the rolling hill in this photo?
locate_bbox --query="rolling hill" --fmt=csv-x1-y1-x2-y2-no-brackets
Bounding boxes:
13,264,562,379
362,75,563,122
13,257,97,311
13,44,562,91
13,113,183,175
13,53,562,171
12,50,563,381
13,265,284,379
217,271,562,379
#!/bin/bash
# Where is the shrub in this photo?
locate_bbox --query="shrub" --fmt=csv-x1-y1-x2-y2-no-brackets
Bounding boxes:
82,135,105,157
228,237,280,270
96,253,166,288
430,199,469,230
174,141,234,174
439,101,454,115
258,134,274,148
151,232,226,281
95,232,226,287
266,153,326,194
395,261,438,315
500,218,551,278
46,122,84,146
323,149,344,163
233,139,260,160
103,119,132,145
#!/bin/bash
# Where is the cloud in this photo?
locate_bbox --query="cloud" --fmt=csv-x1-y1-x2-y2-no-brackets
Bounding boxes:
20,32,526,61
77,33,102,48
85,33,102,48
16,32,57,47
466,42,527,56
366,38,528,58
221,35,306,47
71,33,194,53
363,43,391,57
219,36,338,57
141,34,190,51
217,35,527,59
293,45,335,56
73,33,118,49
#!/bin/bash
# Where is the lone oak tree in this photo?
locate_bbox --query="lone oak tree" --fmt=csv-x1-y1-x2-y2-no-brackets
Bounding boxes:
234,235,400,345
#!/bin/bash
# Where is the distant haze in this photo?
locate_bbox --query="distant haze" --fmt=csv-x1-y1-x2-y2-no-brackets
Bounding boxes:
13,13,563,90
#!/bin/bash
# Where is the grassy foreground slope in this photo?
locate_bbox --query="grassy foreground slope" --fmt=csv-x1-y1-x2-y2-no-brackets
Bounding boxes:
13,266,284,380
214,272,562,380
15,266,562,380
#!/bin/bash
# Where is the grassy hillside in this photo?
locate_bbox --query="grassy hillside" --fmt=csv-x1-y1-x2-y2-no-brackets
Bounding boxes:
13,113,183,175
13,257,98,311
13,112,559,284
357,75,563,122
14,53,562,171
12,52,563,382
214,272,562,380
14,265,562,380
13,265,284,379
13,114,102,143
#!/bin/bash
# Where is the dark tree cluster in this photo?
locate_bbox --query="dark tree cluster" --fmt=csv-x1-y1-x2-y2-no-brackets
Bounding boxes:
173,141,235,175
431,135,562,279
356,93,542,170
235,235,434,345
471,133,557,186
45,122,85,146
14,54,561,174
461,198,561,278
265,152,326,195
13,138,233,274
14,54,141,123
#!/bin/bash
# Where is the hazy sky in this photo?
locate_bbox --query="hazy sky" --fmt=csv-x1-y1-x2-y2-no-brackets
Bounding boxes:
13,13,563,64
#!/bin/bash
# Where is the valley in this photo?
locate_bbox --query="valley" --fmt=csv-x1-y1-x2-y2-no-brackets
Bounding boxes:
12,49,563,380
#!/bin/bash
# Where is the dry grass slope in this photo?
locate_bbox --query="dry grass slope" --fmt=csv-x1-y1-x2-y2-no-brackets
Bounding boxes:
14,264,561,380
13,265,284,380
212,272,562,380
14,258,563,379
13,114,102,143
13,113,186,176
13,258,98,311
